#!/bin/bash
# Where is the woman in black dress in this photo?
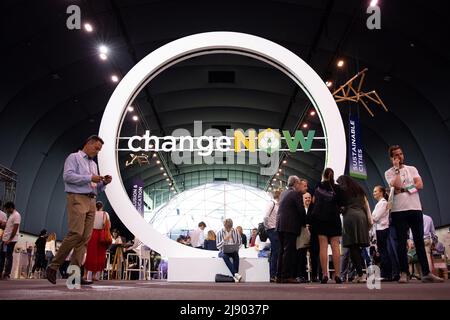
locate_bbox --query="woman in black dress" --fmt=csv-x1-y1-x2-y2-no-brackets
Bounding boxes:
311,168,343,284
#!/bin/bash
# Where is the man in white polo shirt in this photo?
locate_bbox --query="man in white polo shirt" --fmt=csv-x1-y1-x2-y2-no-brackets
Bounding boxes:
385,145,442,283
0,201,21,280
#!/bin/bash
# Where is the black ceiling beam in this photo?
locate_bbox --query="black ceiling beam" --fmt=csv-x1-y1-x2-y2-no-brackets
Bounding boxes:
109,0,165,136
278,0,335,130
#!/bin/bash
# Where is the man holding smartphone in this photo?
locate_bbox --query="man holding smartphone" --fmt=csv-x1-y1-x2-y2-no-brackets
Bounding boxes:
46,135,112,285
384,145,442,283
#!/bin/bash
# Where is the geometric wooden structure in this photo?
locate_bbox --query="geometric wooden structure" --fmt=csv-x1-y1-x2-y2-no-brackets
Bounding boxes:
332,68,388,117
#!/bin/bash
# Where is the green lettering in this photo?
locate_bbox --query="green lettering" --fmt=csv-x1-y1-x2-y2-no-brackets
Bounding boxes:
282,130,315,152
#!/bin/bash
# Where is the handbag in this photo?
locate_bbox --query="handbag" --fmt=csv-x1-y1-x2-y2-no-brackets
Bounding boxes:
99,211,112,246
296,226,311,249
215,274,235,282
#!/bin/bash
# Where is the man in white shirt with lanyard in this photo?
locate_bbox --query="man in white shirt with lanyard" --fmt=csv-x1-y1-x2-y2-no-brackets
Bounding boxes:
46,135,112,285
384,145,442,283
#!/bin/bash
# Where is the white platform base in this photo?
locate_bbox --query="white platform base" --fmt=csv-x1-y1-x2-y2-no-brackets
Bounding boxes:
168,257,270,282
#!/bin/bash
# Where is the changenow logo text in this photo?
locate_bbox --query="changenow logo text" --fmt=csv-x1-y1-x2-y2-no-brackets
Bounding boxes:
118,121,326,175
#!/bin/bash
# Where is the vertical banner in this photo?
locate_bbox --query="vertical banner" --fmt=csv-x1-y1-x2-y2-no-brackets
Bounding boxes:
130,178,145,216
348,114,367,180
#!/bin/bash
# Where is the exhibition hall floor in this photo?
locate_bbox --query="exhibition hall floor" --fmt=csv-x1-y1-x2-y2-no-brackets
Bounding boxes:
0,279,449,300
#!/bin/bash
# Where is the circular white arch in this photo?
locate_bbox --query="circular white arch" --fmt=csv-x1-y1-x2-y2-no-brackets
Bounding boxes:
98,31,346,258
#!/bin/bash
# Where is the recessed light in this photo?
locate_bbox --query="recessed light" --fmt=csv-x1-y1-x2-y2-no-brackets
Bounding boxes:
84,23,93,32
99,45,109,54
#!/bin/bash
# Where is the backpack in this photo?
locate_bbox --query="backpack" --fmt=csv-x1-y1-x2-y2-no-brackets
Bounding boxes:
215,274,235,282
257,222,268,242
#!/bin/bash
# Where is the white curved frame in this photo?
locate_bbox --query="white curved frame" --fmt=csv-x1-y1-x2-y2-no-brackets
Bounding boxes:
98,31,346,258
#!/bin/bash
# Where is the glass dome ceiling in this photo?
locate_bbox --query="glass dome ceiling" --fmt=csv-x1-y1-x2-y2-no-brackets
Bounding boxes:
145,182,272,238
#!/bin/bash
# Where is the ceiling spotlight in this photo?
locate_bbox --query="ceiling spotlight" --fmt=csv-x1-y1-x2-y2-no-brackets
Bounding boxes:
282,160,287,164
171,187,175,191
272,178,276,181
160,167,164,170
337,60,344,68
310,110,316,116
111,75,119,82
326,81,332,87
278,169,282,172
99,45,109,54
84,23,93,32
166,178,170,181
268,187,272,191
127,106,134,112
369,0,378,7
276,173,280,176
156,160,160,164
302,123,308,129
153,153,157,158
99,53,107,60
132,115,138,121
163,173,167,176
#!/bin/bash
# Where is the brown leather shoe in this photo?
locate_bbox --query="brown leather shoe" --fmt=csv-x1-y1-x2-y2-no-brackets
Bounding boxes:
46,268,57,284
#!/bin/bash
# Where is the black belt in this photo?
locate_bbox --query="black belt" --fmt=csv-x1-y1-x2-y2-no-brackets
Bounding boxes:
68,192,96,198
394,188,407,194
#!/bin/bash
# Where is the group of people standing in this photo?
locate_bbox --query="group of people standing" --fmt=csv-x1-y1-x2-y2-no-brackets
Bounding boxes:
263,145,444,284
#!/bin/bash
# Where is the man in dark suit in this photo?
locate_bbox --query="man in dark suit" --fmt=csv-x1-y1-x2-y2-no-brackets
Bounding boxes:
276,176,308,283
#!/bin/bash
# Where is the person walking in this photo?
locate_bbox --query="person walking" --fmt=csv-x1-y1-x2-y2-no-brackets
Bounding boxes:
84,201,110,281
46,135,112,285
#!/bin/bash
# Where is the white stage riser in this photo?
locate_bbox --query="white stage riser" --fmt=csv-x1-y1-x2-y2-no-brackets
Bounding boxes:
168,257,270,282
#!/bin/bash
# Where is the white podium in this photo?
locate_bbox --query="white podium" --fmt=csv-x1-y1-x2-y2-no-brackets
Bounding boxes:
168,256,270,282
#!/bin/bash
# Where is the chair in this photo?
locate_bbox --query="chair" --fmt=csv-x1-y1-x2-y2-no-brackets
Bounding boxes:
124,253,141,280
102,252,111,280
146,258,163,280
109,246,124,280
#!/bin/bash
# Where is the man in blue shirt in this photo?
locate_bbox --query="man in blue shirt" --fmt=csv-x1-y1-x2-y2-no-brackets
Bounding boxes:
46,135,112,285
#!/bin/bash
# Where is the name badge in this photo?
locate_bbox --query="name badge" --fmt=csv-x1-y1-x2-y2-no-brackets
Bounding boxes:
406,185,418,194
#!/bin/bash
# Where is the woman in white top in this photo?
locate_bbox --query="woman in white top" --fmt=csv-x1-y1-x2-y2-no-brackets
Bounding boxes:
372,185,392,281
45,233,56,266
84,201,110,281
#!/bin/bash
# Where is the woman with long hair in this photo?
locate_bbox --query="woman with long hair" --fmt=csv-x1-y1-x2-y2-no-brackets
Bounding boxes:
236,226,247,248
311,168,342,284
372,185,393,281
203,230,218,250
45,232,56,267
337,175,372,283
84,201,110,281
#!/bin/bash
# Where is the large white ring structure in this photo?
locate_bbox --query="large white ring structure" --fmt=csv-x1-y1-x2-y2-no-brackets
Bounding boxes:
98,31,346,258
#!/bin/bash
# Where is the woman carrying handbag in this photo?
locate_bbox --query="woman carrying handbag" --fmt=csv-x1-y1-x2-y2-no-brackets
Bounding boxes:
84,201,111,282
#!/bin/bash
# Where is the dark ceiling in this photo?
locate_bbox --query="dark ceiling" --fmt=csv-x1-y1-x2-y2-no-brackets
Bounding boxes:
0,0,449,238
